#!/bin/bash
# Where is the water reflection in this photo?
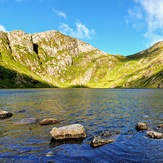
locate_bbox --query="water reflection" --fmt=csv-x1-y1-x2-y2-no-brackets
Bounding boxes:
0,89,163,162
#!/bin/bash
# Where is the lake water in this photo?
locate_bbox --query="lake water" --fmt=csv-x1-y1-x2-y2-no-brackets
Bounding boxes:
0,89,163,163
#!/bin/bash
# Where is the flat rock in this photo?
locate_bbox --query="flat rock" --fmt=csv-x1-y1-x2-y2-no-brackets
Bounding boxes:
39,118,60,125
50,124,86,140
147,131,163,139
15,118,38,124
91,136,114,148
136,122,148,131
0,111,13,119
90,130,120,148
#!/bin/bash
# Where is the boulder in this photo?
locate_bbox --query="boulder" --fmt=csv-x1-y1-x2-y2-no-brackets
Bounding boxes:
136,122,148,131
0,111,13,119
147,131,163,139
39,118,60,125
15,118,38,124
50,124,86,140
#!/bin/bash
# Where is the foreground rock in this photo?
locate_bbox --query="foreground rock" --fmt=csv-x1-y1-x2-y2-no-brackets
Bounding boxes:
90,131,120,148
147,131,163,139
39,118,60,125
50,124,86,140
136,122,148,131
0,111,13,119
15,118,38,124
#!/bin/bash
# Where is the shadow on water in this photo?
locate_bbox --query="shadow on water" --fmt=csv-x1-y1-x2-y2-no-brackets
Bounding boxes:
50,138,84,147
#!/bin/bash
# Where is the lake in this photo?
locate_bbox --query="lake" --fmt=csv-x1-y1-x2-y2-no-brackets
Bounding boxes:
0,89,163,163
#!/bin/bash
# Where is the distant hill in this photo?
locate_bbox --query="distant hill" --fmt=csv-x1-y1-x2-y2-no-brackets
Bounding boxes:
0,30,162,88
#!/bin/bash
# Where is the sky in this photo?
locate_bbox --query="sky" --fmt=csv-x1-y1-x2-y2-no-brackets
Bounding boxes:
0,0,163,56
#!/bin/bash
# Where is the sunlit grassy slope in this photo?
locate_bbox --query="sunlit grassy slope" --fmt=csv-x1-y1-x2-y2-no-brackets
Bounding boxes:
0,30,162,88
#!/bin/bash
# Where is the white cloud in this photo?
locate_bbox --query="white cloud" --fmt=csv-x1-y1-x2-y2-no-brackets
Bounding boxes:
59,20,95,39
128,0,163,46
0,25,7,32
53,8,66,19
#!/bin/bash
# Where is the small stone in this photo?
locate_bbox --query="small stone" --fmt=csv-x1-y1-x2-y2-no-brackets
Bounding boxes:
50,124,86,140
136,122,148,131
147,131,163,139
0,111,13,119
39,118,60,125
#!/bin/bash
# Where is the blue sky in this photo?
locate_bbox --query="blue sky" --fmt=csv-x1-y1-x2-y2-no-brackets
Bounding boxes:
0,0,163,56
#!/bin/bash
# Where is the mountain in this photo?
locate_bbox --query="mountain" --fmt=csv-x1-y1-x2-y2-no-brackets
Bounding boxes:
0,30,162,88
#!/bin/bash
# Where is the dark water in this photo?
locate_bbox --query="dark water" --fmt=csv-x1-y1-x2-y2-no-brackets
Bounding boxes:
0,89,163,163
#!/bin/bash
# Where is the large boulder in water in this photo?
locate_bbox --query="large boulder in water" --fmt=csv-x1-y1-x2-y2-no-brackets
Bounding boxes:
50,124,86,140
0,111,13,119
39,118,60,125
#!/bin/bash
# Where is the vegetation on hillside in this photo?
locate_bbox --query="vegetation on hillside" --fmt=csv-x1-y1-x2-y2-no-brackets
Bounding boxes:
0,30,162,88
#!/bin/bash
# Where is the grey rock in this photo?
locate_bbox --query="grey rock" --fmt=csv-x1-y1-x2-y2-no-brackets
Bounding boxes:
39,118,60,125
0,110,13,119
136,122,148,131
50,124,86,140
147,131,163,139
91,135,114,148
90,130,120,148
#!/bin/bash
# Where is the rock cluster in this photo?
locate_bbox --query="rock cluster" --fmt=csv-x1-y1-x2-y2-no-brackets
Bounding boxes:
136,122,163,139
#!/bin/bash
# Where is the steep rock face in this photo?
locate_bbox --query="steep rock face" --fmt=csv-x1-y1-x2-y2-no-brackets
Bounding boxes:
0,30,162,88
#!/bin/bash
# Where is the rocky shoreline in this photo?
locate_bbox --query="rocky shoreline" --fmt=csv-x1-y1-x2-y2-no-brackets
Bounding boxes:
1,110,163,148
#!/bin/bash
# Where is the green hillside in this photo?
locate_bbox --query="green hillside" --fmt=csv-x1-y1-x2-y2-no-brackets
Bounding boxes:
0,30,162,88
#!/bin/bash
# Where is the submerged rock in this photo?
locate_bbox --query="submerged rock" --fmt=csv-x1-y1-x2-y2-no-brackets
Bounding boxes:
15,118,38,124
91,135,114,148
90,130,120,148
0,111,13,119
50,124,86,140
39,118,60,125
147,131,163,139
136,122,148,131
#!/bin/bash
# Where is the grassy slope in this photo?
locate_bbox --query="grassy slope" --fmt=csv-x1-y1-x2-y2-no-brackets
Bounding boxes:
0,31,162,88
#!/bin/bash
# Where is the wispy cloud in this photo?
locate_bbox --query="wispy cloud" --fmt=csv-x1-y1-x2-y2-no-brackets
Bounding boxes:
127,0,163,46
53,8,66,19
59,20,95,39
0,24,7,32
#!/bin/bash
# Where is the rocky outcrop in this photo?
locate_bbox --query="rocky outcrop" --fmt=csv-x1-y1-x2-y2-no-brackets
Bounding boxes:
0,110,13,119
50,124,86,140
39,118,60,125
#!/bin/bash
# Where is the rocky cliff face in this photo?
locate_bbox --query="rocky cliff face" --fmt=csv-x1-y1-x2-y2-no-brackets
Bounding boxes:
0,30,162,88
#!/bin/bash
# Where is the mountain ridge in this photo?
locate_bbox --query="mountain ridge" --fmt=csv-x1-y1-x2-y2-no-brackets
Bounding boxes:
0,30,162,88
